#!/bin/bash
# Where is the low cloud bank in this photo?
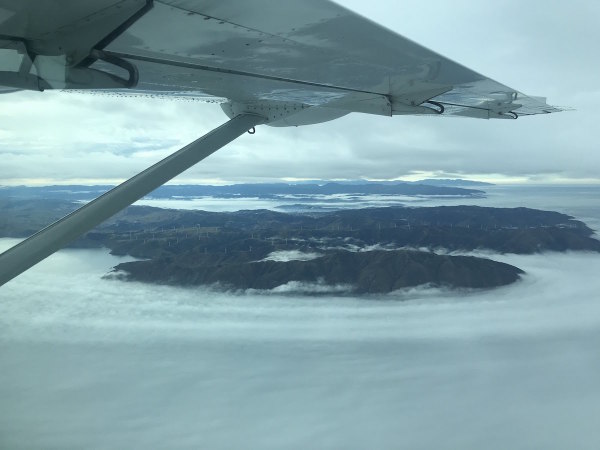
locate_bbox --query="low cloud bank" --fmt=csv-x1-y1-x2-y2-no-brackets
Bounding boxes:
2,240,600,343
2,241,600,449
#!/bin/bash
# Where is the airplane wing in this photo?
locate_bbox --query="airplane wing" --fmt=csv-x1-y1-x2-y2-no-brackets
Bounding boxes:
0,0,561,286
0,0,560,126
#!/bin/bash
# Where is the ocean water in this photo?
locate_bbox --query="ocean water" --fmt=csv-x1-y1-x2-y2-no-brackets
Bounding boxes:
1,186,600,449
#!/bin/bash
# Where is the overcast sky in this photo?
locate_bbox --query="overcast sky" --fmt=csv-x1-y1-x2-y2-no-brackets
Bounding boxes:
1,0,598,186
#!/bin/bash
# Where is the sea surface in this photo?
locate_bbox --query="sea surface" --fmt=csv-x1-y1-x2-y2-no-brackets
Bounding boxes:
1,185,600,449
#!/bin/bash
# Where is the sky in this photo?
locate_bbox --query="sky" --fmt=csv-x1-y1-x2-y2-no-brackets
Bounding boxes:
0,0,598,186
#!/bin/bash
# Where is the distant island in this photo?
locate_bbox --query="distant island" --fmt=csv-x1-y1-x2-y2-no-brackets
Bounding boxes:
0,181,484,202
2,196,598,294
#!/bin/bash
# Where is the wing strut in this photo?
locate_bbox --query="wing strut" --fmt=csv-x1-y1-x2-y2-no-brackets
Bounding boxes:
0,113,264,287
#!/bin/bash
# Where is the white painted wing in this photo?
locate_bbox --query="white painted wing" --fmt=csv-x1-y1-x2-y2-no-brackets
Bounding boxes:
0,0,561,124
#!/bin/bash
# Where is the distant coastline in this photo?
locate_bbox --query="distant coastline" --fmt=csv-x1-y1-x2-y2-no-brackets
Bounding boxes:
0,180,485,202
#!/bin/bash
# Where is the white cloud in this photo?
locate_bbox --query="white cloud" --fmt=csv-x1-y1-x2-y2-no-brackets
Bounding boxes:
261,250,324,262
2,241,600,448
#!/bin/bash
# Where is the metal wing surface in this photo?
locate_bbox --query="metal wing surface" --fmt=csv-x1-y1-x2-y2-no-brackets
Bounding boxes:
0,0,560,125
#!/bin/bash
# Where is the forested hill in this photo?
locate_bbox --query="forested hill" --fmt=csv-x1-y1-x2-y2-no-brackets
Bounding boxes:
2,200,598,294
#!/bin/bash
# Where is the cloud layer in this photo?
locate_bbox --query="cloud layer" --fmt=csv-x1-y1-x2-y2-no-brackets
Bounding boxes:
2,239,600,449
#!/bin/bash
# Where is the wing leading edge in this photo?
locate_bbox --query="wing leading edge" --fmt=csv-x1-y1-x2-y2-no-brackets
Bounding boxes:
0,0,560,125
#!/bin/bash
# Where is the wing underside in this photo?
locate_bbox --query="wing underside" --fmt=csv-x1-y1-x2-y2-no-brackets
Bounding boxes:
0,0,561,124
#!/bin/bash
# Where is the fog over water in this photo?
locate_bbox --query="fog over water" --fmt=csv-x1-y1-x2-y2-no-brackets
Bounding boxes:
1,186,600,449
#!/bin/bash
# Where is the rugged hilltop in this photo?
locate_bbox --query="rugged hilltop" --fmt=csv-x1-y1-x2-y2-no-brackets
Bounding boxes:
113,249,523,293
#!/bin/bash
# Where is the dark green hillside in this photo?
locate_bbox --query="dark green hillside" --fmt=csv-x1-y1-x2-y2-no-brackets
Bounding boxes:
3,199,598,293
